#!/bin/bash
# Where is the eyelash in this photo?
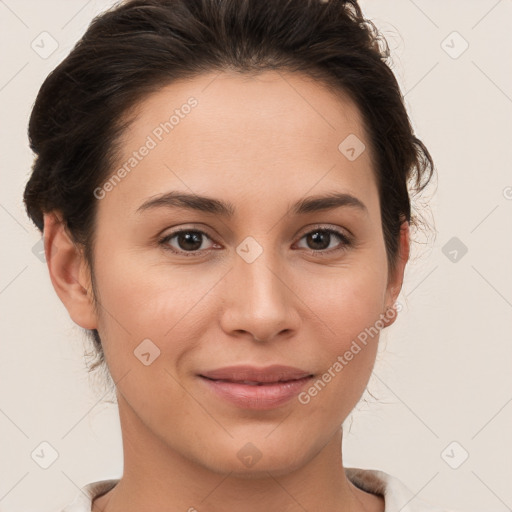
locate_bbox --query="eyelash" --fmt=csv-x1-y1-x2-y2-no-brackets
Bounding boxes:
158,225,353,258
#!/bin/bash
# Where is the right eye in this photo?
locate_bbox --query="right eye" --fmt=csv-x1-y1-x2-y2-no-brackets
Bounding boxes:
158,229,219,257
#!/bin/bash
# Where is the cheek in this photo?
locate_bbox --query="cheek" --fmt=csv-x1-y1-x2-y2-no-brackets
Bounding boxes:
94,246,207,329
91,257,209,412
296,260,388,409
307,257,388,343
91,248,226,379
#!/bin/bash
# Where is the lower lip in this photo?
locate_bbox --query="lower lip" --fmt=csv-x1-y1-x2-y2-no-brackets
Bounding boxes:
199,376,313,410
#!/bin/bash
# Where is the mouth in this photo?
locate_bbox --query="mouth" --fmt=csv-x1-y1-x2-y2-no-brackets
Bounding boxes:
200,376,313,385
198,364,313,383
197,365,314,409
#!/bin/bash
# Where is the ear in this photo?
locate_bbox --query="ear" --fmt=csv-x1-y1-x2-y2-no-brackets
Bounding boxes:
382,220,410,328
43,212,98,330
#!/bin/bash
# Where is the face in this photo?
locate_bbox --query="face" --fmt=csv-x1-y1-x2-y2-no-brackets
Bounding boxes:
55,70,407,477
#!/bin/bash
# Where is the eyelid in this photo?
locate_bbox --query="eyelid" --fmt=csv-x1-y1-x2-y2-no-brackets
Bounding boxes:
295,222,353,240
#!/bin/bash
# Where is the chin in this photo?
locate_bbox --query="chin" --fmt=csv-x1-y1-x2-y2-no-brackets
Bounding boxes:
213,456,307,480
196,438,309,479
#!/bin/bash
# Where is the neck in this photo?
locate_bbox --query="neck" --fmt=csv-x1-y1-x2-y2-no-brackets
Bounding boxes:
92,394,383,512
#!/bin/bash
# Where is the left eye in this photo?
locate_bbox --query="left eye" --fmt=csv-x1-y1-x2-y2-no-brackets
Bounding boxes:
295,228,351,253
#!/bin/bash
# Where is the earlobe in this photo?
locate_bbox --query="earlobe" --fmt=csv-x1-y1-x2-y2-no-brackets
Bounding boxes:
43,212,98,330
383,220,410,327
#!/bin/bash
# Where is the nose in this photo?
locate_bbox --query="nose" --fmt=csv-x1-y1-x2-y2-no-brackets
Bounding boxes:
219,246,301,343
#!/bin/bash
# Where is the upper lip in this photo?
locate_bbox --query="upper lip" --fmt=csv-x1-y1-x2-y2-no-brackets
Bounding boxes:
199,365,313,383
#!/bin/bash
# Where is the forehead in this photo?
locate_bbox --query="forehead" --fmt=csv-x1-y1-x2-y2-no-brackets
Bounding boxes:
99,70,378,217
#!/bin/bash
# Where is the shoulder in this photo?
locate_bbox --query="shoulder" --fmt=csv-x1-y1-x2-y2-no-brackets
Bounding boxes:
61,479,119,512
346,467,462,512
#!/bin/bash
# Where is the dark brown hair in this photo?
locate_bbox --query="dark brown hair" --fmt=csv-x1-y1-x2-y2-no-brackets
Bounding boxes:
23,0,434,376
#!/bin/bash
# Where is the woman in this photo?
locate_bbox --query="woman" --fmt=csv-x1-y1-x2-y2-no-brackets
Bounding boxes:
23,0,455,510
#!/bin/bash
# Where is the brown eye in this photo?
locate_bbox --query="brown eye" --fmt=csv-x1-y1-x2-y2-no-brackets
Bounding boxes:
305,231,332,250
160,229,215,256
296,228,352,255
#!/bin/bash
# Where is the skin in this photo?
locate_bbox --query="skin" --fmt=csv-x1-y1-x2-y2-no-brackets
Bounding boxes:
45,70,409,512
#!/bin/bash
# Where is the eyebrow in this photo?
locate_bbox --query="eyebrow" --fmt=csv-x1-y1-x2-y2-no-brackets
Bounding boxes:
136,191,367,216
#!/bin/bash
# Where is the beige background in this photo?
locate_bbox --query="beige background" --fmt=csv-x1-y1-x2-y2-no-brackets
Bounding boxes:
1,1,511,511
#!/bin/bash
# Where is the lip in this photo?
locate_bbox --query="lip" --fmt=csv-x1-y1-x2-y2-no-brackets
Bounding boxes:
198,365,314,410
200,364,312,382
